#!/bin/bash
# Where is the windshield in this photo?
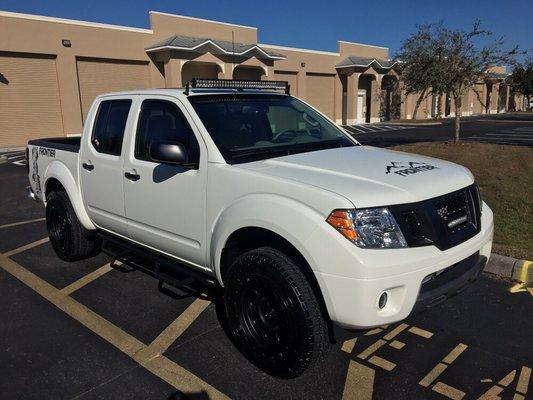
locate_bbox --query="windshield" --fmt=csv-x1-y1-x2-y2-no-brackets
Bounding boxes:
188,94,357,164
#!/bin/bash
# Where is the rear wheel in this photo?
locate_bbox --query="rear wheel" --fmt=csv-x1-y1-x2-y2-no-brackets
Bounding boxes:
222,247,330,378
46,191,100,261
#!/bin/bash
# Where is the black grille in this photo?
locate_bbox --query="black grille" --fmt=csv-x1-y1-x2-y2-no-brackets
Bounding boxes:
391,184,481,251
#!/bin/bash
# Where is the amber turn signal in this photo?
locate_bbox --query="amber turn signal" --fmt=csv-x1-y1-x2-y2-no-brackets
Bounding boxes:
326,210,358,242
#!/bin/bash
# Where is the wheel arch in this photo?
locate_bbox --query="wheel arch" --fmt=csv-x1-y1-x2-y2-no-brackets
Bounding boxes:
219,225,335,341
44,161,95,230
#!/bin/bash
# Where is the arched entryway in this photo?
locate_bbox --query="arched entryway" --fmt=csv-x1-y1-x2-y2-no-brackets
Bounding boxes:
181,61,222,86
381,75,400,121
232,65,265,80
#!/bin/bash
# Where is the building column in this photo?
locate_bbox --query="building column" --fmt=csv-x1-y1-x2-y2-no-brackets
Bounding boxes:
370,74,383,123
163,58,182,88
334,73,344,125
490,83,499,114
346,72,359,125
505,85,511,111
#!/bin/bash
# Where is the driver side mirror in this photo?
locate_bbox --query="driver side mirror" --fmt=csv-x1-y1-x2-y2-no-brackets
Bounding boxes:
149,141,189,165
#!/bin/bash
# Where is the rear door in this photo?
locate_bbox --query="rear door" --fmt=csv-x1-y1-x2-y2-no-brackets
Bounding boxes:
122,97,208,269
79,97,132,238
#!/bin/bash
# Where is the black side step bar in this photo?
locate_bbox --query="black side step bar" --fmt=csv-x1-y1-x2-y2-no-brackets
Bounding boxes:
99,232,218,300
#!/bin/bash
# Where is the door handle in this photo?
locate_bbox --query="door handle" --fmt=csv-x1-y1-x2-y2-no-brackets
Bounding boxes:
124,171,140,181
82,162,94,171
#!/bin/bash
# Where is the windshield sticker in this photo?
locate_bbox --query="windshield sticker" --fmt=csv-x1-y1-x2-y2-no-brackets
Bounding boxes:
386,161,438,176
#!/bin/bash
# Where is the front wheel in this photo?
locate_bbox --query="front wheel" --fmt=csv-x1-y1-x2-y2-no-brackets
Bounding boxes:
46,191,101,261
223,247,330,378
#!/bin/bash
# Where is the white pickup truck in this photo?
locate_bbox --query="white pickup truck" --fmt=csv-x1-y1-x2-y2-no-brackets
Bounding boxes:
27,79,493,378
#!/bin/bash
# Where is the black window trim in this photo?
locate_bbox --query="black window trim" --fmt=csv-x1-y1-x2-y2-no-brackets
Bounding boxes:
133,98,200,169
90,98,133,156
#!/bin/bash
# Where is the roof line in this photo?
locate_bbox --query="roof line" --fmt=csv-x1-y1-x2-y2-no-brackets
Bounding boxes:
258,43,339,56
336,58,398,69
149,11,257,30
0,10,153,33
146,41,285,60
338,40,388,51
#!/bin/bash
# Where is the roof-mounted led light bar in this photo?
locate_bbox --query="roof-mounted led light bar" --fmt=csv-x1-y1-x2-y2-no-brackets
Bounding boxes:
185,78,290,95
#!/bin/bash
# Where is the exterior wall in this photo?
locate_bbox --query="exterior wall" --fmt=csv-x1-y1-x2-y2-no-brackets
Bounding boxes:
0,11,154,143
76,57,151,120
0,9,515,147
338,41,388,59
149,11,257,43
0,52,63,147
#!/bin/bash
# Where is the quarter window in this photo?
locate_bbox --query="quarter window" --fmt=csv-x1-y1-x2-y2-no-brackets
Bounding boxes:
135,100,200,164
91,100,132,155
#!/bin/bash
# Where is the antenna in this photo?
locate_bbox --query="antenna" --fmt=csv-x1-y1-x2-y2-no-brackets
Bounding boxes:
232,31,235,75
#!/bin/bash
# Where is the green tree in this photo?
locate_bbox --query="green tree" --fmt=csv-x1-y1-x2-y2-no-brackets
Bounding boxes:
509,58,533,109
396,22,519,141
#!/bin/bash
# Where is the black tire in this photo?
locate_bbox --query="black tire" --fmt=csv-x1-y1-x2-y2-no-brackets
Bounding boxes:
46,191,101,261
223,246,330,378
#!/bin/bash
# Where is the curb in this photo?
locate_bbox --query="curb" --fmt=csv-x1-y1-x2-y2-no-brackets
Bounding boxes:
484,253,532,284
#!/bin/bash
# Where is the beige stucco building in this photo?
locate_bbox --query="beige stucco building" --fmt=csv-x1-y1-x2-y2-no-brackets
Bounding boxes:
0,10,513,148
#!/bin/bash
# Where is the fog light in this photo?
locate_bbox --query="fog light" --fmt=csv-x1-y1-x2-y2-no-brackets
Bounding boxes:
378,292,388,309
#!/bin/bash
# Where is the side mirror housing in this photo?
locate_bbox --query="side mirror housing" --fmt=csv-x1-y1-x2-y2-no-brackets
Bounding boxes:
149,141,189,165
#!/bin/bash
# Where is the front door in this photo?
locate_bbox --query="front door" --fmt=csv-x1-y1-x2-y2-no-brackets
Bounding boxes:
80,98,132,238
123,97,207,269
356,93,364,124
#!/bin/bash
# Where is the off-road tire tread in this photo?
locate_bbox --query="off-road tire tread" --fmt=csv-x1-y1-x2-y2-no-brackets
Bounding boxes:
46,191,100,261
224,246,330,378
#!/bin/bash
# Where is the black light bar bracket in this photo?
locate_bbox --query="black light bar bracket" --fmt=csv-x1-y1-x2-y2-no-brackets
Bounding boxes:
185,78,290,95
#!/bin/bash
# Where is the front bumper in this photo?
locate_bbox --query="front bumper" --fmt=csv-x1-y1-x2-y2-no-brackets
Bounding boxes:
306,202,494,330
410,251,486,315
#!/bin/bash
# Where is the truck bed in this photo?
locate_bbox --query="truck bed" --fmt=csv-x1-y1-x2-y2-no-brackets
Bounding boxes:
28,136,81,153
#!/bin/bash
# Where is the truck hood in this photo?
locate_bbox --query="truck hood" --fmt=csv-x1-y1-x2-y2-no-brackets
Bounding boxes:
236,146,475,208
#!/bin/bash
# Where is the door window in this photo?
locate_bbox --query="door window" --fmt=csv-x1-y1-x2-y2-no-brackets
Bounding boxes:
91,100,132,155
135,100,200,163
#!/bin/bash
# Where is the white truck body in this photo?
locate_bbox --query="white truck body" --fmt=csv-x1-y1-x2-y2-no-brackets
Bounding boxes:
27,86,494,331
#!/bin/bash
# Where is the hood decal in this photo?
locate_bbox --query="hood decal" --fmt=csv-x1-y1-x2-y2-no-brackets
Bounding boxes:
385,161,438,177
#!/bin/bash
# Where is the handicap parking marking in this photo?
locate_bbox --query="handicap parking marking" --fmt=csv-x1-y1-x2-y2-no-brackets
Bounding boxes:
0,249,228,399
341,320,531,400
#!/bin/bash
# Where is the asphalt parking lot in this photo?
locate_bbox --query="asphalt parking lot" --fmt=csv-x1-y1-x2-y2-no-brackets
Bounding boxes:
0,138,532,399
346,113,533,147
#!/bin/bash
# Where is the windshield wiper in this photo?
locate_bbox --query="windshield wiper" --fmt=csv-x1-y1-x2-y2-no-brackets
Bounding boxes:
229,147,292,161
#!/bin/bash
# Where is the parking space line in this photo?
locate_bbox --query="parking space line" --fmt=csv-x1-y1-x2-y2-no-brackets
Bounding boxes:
517,367,531,395
137,298,211,361
342,360,375,400
342,338,357,353
59,263,113,296
389,340,405,350
432,382,465,400
0,218,45,230
357,339,387,360
419,343,468,396
0,254,229,399
420,363,448,387
442,343,468,364
4,237,49,257
368,355,396,371
383,323,409,340
409,326,434,339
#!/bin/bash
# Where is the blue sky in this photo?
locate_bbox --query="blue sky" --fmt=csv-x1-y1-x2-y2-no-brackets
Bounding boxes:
1,0,531,58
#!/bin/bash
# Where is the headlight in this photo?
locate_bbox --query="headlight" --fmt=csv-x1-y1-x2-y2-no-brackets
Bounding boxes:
326,208,408,248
